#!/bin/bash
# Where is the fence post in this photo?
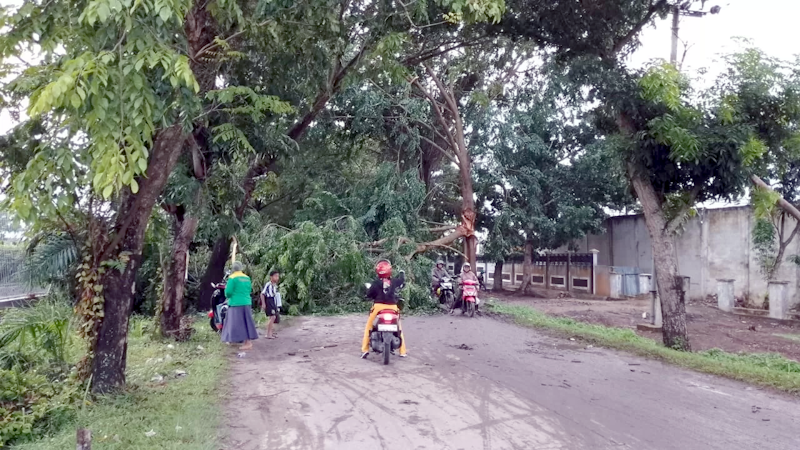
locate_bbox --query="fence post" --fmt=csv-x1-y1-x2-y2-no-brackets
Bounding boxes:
566,252,571,292
590,249,598,295
77,428,91,450
716,279,734,313
545,253,550,290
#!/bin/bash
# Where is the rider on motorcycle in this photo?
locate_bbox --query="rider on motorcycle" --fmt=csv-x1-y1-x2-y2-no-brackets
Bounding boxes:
453,262,480,314
430,259,449,296
362,259,408,359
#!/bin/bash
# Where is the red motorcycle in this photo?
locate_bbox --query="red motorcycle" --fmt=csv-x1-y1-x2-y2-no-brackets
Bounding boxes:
461,279,479,317
369,308,403,365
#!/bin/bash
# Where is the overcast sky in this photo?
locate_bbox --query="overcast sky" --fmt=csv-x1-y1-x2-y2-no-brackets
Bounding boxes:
629,0,799,72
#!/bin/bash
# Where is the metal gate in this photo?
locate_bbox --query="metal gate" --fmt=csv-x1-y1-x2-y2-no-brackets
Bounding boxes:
612,266,641,296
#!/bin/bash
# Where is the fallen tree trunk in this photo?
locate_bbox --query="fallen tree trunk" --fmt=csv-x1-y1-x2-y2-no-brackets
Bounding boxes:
751,174,800,221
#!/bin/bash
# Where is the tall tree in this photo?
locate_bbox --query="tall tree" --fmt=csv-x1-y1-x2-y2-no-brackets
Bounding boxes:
0,0,291,392
194,0,507,309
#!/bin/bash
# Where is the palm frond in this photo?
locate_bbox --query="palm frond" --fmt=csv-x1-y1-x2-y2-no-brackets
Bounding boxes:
25,233,81,284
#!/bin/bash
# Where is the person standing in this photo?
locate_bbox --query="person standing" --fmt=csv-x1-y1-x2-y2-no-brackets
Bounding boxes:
260,270,282,339
221,261,258,350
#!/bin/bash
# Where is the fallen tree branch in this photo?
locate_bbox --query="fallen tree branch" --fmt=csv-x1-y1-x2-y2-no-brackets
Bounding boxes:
422,225,457,233
751,175,800,222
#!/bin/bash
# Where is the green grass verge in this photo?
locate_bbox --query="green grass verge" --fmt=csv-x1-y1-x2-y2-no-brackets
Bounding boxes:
15,317,226,450
490,302,800,395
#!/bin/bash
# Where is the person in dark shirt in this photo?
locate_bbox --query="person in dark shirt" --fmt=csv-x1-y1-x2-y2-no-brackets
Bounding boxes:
361,259,408,359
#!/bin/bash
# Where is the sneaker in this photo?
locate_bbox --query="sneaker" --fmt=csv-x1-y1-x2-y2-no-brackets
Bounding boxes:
361,352,369,359
399,353,407,358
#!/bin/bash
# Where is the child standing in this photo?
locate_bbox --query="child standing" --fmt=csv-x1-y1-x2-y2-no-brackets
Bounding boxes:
260,270,282,339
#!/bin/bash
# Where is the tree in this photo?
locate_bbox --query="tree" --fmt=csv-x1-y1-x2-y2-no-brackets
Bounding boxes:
711,49,800,281
0,0,293,392
194,0,507,309
478,85,630,293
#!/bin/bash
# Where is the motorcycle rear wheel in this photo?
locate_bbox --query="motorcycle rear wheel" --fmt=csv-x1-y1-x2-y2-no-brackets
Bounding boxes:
383,340,391,365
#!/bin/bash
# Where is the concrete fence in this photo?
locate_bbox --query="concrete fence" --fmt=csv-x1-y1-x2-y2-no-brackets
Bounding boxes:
563,206,800,309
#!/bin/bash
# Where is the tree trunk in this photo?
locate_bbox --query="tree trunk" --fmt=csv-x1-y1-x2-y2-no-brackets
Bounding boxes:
159,207,200,338
492,260,504,291
628,161,690,350
92,125,185,393
454,254,464,276
517,241,533,294
197,236,230,311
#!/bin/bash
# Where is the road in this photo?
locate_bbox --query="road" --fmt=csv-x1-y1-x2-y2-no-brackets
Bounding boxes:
222,314,800,449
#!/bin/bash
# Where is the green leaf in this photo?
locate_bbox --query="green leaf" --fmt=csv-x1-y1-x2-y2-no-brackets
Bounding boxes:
130,179,139,193
102,184,114,199
70,93,81,109
159,6,172,23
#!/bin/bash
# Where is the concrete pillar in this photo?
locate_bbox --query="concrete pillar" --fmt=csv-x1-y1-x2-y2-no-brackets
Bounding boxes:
716,279,735,313
590,249,599,295
652,290,663,327
769,281,790,320
639,274,651,295
609,272,622,299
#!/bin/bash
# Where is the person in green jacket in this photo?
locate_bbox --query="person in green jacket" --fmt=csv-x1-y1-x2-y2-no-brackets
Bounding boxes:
220,261,258,350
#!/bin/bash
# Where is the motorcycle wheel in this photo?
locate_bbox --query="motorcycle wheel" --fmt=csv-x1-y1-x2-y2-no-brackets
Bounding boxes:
209,316,217,332
467,301,475,317
445,292,454,309
383,333,391,366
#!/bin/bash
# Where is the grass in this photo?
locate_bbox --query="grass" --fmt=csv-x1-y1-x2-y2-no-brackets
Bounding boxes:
15,316,226,450
489,302,800,395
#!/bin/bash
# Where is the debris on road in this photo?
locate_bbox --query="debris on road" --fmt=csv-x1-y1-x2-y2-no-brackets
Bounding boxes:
145,430,157,437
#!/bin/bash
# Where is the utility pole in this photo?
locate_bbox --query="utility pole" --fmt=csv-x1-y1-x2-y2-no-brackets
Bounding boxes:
669,1,722,66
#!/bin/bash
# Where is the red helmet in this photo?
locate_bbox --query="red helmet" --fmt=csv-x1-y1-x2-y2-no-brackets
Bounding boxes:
375,259,392,278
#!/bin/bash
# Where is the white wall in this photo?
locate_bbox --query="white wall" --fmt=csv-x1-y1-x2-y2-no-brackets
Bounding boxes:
572,206,800,307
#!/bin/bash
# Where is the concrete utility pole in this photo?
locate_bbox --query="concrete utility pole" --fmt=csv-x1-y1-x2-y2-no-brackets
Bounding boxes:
670,1,722,65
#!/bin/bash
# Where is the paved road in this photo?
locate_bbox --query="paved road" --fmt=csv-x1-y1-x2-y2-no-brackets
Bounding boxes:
222,314,800,449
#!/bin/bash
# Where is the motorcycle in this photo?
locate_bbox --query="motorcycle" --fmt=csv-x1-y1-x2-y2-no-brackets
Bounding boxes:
207,273,230,332
364,281,405,365
436,275,455,308
461,279,479,317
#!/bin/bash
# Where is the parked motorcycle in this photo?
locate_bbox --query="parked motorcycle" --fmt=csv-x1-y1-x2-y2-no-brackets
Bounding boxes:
436,275,455,308
461,279,479,317
364,281,405,365
207,273,230,332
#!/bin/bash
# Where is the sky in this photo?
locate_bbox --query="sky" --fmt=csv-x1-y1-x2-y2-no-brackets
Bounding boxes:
629,0,800,73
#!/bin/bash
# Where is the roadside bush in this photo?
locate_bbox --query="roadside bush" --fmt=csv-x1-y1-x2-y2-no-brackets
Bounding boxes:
0,297,82,445
0,369,78,446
